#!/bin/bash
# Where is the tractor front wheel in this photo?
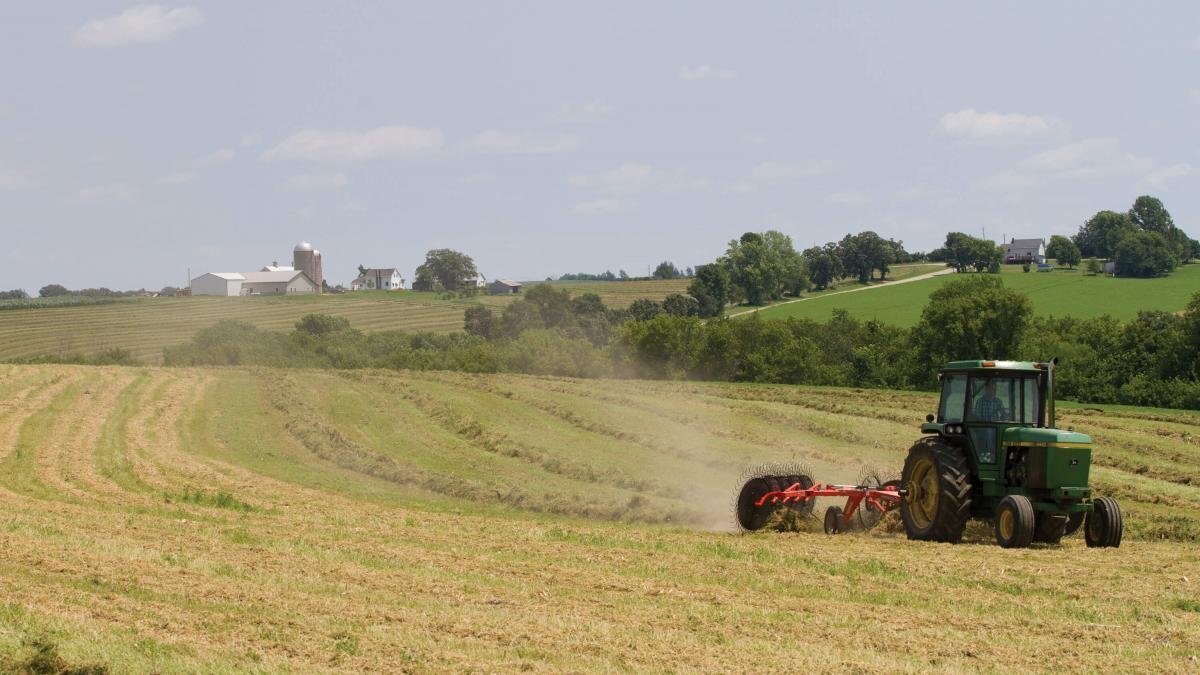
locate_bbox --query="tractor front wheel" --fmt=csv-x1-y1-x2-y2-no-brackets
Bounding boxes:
900,438,972,543
995,495,1036,548
1084,497,1123,548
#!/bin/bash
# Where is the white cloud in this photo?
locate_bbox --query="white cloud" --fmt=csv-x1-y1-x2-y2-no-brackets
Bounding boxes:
466,130,579,154
937,108,1062,139
679,65,737,81
568,162,709,195
261,125,444,161
240,132,262,147
734,160,835,191
0,168,39,191
76,183,135,201
1140,163,1194,188
285,172,349,190
826,190,871,206
1024,138,1152,178
572,199,631,216
192,148,235,168
547,101,615,124
73,5,204,48
157,171,195,185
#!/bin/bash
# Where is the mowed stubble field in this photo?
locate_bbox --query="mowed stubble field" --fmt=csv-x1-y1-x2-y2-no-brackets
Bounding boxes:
0,364,1197,672
0,279,690,364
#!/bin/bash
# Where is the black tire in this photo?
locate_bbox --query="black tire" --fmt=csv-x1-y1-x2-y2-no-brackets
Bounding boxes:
735,473,813,531
900,438,972,543
824,506,843,534
1063,511,1084,536
736,477,774,531
1033,512,1069,544
1084,496,1123,548
994,495,1036,548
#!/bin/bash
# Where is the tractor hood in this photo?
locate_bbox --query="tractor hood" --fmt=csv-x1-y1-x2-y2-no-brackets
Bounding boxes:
1001,427,1091,447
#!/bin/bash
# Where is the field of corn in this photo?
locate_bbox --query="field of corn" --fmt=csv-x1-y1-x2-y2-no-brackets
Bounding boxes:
0,280,690,365
0,364,1197,671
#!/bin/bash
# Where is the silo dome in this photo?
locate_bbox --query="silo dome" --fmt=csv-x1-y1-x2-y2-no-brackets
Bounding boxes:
294,240,313,252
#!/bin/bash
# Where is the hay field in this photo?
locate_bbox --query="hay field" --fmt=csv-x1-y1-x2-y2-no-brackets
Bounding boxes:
0,364,1197,672
0,280,692,365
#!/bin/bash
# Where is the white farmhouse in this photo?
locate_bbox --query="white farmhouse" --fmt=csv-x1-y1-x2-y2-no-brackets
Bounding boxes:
190,272,245,296
241,270,318,295
351,268,405,291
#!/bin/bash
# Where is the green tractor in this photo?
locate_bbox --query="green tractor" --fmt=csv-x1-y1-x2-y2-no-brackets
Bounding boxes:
904,358,1123,548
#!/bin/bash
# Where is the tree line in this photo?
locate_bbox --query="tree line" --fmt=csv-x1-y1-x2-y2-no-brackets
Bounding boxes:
1071,195,1197,277
156,276,1200,411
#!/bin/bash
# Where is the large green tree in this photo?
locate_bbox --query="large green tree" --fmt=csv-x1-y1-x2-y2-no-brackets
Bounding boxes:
1073,210,1133,258
802,243,845,289
911,276,1033,380
943,232,1001,272
686,263,732,317
1127,195,1175,235
414,249,478,291
1113,231,1177,278
652,261,681,279
722,230,808,305
1046,235,1082,268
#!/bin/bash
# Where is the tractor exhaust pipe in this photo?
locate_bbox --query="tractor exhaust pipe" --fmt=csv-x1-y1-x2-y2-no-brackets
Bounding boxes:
1046,356,1058,429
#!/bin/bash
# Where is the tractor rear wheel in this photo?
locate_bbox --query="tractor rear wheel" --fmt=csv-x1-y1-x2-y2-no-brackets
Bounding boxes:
1033,512,1069,544
1084,497,1123,548
995,495,1036,548
900,438,972,543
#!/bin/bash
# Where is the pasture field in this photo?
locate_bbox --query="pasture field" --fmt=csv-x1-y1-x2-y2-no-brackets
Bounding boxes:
0,364,1197,672
0,280,689,365
755,262,1200,326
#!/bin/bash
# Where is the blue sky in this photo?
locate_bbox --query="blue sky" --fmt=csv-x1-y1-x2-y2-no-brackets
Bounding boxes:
2,2,1198,290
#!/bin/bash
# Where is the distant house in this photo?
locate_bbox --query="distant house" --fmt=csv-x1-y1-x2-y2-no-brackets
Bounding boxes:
190,272,245,296
351,268,405,291
240,270,318,295
1003,238,1046,264
488,279,521,295
466,273,488,289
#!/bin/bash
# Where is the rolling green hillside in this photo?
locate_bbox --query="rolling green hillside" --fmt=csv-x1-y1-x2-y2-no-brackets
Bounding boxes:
755,263,1200,326
0,280,689,364
0,364,1196,671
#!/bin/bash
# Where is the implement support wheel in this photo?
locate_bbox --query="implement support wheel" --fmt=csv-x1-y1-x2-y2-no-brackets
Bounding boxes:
1084,497,1123,548
824,506,843,535
900,438,972,543
994,495,1036,548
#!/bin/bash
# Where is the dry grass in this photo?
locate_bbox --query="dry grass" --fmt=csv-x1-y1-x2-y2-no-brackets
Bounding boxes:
0,364,1197,672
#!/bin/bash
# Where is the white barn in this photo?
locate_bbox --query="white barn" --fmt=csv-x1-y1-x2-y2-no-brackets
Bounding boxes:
190,272,245,296
241,270,318,295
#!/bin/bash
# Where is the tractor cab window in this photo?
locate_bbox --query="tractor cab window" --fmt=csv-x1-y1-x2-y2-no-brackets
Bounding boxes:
967,375,1038,423
938,374,967,423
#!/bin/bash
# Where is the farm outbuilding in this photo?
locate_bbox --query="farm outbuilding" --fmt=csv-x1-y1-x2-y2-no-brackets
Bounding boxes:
240,270,318,295
190,272,245,296
351,268,405,291
488,279,521,295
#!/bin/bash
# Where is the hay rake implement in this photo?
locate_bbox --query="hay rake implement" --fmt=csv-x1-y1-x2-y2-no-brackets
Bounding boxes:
736,471,904,534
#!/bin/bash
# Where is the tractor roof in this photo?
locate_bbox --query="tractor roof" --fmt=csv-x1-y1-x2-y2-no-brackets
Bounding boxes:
941,360,1042,373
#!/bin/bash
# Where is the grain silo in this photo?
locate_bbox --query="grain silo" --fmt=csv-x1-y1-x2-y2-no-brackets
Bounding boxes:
292,240,324,291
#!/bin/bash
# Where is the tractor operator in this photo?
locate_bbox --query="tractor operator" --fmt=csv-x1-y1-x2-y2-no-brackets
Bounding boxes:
973,379,1008,421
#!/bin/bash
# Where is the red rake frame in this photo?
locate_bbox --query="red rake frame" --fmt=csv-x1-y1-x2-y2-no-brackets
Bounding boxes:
756,481,906,528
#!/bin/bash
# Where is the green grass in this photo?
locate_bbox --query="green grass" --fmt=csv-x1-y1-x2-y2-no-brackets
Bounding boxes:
0,364,1198,671
755,263,1200,326
0,281,690,365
